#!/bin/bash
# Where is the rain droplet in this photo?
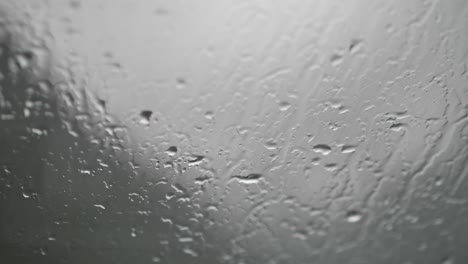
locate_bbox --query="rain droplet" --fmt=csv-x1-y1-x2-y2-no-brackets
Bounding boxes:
80,169,91,176
341,145,356,154
139,110,153,125
346,210,362,223
312,144,332,155
390,123,405,132
293,232,307,241
324,163,338,171
69,0,81,9
279,101,291,111
441,257,453,264
154,7,169,16
38,247,47,256
161,217,173,225
176,77,186,89
204,110,214,120
15,51,34,70
311,157,321,165
187,155,204,166
97,99,106,112
183,248,198,257
231,173,263,184
93,204,106,210
177,77,186,84
165,146,178,156
349,39,363,54
330,52,343,66
31,128,46,136
264,140,277,150
178,237,194,243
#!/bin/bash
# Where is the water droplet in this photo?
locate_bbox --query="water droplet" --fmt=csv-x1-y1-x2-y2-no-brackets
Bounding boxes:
165,192,176,200
165,146,178,156
231,173,263,184
341,145,356,154
324,163,338,171
178,237,194,243
38,81,52,94
311,157,321,165
31,128,46,136
434,218,444,225
293,232,307,241
15,51,34,70
69,0,81,9
187,155,204,166
195,173,212,184
139,110,153,125
39,247,47,256
330,52,343,66
264,140,277,150
93,204,106,210
441,257,453,264
80,169,91,176
183,248,198,257
312,144,332,155
154,7,169,16
346,210,362,223
405,215,419,224
161,217,173,225
176,77,186,89
204,110,214,120
349,39,363,54
390,123,405,132
163,161,173,168
435,177,444,186
279,101,291,111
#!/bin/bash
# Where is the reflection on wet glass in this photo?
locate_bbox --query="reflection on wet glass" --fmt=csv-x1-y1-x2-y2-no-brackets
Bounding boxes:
1,0,468,263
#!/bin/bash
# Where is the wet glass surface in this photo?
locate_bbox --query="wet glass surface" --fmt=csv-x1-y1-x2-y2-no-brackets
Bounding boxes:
1,0,468,263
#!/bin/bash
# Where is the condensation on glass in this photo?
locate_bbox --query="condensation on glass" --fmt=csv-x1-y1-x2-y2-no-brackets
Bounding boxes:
1,0,468,263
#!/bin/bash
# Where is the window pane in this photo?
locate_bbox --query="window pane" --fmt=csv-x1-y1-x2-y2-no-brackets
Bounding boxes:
1,1,468,263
